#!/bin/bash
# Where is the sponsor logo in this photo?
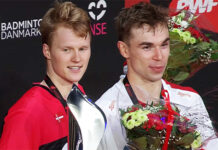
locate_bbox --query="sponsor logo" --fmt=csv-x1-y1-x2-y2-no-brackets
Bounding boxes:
177,0,218,13
1,19,41,40
88,0,107,20
88,0,107,36
109,100,115,111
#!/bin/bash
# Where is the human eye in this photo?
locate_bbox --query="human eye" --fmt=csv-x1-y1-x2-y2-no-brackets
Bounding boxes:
63,48,70,52
79,47,88,52
79,48,85,51
142,45,151,51
161,42,169,49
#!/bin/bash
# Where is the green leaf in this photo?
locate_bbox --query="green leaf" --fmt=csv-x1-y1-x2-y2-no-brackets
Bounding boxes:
175,133,195,146
211,53,218,60
146,136,161,150
173,71,190,82
167,51,190,68
210,40,218,50
167,39,193,70
171,123,178,136
131,136,147,150
195,42,210,51
120,109,125,116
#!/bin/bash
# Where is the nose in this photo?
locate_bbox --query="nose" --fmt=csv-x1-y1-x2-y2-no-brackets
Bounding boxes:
71,50,80,62
153,47,162,61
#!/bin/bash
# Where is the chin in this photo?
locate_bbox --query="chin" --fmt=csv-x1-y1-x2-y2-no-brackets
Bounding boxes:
68,74,83,82
65,77,80,84
150,75,163,82
71,79,81,83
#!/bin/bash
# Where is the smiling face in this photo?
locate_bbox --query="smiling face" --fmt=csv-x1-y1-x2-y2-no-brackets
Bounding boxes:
118,24,170,84
43,25,91,86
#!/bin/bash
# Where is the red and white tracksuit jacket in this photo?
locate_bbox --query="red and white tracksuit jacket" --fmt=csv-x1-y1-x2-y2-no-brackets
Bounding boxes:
0,84,85,150
96,79,218,150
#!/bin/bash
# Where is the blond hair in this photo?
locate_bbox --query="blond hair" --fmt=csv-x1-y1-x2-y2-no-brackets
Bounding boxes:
40,1,91,46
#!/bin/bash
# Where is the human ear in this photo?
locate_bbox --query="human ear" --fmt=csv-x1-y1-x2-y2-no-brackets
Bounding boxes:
42,43,51,59
117,41,129,59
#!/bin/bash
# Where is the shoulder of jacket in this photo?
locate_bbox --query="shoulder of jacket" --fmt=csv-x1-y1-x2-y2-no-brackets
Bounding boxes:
96,80,123,111
162,79,198,94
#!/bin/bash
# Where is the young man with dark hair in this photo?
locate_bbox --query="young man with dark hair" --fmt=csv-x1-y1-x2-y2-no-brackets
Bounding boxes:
0,1,91,150
96,2,217,150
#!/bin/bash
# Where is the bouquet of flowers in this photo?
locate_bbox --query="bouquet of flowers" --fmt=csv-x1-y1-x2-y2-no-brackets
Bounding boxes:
163,8,218,84
120,105,202,150
120,91,203,150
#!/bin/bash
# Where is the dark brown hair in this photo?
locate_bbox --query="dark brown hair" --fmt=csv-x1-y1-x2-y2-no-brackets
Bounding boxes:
115,2,169,43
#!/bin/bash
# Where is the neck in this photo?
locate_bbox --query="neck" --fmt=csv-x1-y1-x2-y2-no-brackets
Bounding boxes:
46,73,75,100
55,82,73,100
127,75,162,103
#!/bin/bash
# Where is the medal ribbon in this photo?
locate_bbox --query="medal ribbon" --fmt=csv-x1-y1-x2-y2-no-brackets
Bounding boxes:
44,75,67,111
44,75,83,150
161,90,174,150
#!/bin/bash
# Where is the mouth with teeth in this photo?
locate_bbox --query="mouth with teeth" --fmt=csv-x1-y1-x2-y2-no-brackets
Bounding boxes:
67,66,82,72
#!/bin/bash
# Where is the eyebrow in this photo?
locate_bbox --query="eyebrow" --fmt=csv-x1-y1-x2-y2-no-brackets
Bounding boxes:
138,37,170,46
163,37,170,43
63,44,90,49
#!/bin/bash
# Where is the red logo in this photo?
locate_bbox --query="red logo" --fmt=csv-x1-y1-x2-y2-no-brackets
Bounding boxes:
170,0,218,33
125,0,150,8
124,0,218,33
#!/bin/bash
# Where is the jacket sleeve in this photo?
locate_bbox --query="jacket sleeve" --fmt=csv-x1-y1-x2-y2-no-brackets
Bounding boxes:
194,95,218,149
178,93,218,149
96,89,127,150
190,95,215,140
0,109,41,150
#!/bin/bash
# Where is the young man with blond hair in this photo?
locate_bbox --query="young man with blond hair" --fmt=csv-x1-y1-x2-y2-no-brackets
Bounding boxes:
0,1,91,150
